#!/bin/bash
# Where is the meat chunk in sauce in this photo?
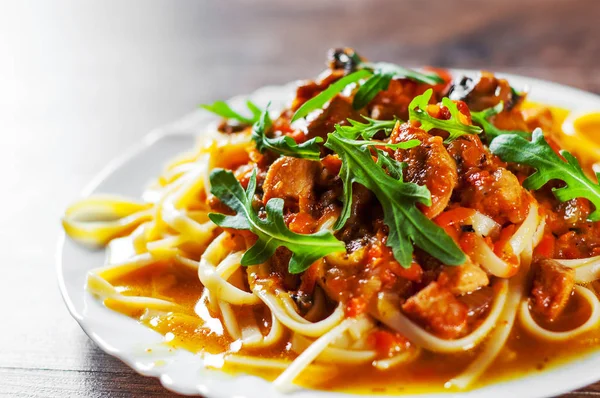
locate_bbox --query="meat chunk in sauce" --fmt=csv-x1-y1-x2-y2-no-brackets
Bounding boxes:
531,258,575,322
338,184,375,242
438,262,489,295
402,282,468,339
447,135,529,224
463,167,528,224
369,79,420,121
263,157,319,213
368,69,451,121
305,95,363,141
392,124,458,218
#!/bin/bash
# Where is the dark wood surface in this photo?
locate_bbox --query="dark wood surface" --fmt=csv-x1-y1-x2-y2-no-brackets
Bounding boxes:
2,0,600,396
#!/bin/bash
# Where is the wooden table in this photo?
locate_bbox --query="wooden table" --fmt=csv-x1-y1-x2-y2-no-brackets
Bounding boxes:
2,0,599,396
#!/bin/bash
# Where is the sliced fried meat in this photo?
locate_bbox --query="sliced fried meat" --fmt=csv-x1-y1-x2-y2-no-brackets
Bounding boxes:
438,261,489,295
463,167,529,224
263,156,320,213
305,95,363,141
402,282,468,339
531,257,575,322
368,79,420,121
392,123,458,219
447,135,529,224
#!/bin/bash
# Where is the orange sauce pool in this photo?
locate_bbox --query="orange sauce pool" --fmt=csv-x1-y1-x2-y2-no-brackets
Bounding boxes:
103,259,600,395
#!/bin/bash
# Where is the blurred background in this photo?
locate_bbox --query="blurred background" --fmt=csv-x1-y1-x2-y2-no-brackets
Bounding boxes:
1,0,599,396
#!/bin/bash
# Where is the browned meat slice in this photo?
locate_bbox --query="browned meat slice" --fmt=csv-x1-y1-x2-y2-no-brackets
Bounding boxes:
402,282,468,339
446,134,489,175
337,183,375,242
305,96,363,141
462,167,529,224
438,261,489,295
294,69,344,111
392,123,458,218
459,286,495,318
270,247,300,291
447,135,529,224
531,258,575,322
368,79,419,121
263,157,319,213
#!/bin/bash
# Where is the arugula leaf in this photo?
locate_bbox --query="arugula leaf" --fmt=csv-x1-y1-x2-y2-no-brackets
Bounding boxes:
252,105,322,161
375,149,406,180
201,100,263,125
352,71,395,109
409,89,482,143
358,140,420,150
471,102,531,142
489,129,600,221
292,62,445,122
291,69,372,123
335,117,398,140
352,63,444,109
325,131,466,267
332,125,420,151
208,168,346,273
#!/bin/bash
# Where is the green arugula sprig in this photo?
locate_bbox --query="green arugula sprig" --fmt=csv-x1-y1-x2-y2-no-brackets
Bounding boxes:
490,129,600,221
292,70,371,122
335,117,399,140
409,89,482,143
291,63,444,123
201,100,263,125
252,105,322,161
208,169,346,273
375,149,406,180
325,131,466,267
332,124,420,152
471,102,530,142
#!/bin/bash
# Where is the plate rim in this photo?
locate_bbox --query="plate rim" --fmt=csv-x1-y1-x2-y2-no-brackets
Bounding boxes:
56,69,600,398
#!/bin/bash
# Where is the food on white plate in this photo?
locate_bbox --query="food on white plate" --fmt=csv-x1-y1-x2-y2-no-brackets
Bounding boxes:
63,48,600,394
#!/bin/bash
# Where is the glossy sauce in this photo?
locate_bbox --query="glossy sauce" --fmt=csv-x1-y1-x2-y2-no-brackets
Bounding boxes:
104,259,600,394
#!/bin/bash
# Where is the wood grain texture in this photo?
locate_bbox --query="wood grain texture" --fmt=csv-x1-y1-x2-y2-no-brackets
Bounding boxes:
0,0,599,396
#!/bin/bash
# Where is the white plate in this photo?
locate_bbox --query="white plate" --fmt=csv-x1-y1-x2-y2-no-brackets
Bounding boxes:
57,71,600,398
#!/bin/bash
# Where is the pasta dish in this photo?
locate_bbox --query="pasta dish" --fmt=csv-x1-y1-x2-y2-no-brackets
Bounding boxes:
62,48,600,394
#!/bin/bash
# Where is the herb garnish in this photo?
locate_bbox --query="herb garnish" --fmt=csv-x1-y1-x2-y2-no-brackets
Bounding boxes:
353,63,443,109
208,169,345,273
291,70,371,122
490,128,600,221
252,105,322,161
335,117,398,140
471,102,530,142
325,130,466,267
291,63,444,123
409,89,482,143
201,100,263,125
333,123,420,151
375,149,406,180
